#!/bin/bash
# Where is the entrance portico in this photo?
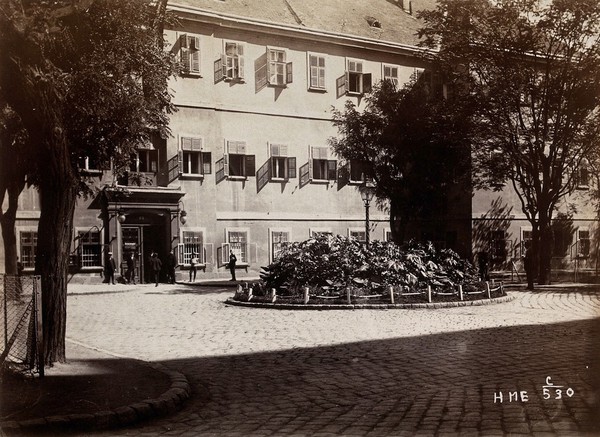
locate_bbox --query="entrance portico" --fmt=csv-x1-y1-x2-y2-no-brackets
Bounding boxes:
95,187,185,283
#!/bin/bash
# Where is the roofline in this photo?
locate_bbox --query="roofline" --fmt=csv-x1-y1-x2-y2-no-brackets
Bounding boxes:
168,3,437,58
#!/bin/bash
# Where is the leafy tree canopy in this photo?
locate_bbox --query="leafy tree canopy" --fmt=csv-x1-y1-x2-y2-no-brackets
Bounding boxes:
418,0,600,283
329,79,473,243
0,0,177,194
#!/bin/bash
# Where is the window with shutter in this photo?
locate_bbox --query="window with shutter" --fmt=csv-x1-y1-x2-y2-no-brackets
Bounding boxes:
267,48,289,87
346,59,370,95
180,34,201,76
180,136,205,176
226,140,255,179
308,54,326,90
224,42,245,81
383,64,399,88
311,146,331,181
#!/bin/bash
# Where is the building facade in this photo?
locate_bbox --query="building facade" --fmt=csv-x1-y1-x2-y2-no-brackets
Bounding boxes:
2,0,597,282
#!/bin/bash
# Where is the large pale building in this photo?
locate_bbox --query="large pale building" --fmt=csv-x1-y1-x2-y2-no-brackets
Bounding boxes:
2,0,597,282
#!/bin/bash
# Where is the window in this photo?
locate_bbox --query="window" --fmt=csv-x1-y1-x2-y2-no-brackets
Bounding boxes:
227,231,248,264
383,229,393,242
310,147,337,181
521,229,532,257
349,229,367,243
181,231,204,264
349,159,368,183
383,64,399,88
180,137,211,176
180,34,201,76
310,229,332,238
267,48,292,86
77,230,102,267
224,42,245,81
576,160,590,188
270,230,290,262
346,60,372,95
20,231,37,269
224,140,255,178
578,229,590,257
269,144,296,180
130,149,158,173
490,230,507,261
308,54,326,90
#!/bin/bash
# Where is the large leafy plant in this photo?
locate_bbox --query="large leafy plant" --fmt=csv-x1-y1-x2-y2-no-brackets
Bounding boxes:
261,235,478,294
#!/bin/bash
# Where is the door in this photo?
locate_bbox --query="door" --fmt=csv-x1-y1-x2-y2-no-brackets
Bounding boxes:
122,226,142,283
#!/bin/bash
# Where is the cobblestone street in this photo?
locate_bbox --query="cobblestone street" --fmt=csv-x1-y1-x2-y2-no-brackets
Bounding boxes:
65,283,600,436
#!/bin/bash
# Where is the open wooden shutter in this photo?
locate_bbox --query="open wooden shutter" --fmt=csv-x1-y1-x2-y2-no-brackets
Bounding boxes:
190,36,200,50
238,44,245,80
286,62,293,84
363,73,372,94
287,157,296,179
336,75,346,98
255,51,268,92
190,50,200,74
327,160,337,181
245,155,256,177
180,49,190,73
221,243,230,265
180,34,188,48
257,159,271,191
299,162,310,187
167,152,181,184
214,57,224,83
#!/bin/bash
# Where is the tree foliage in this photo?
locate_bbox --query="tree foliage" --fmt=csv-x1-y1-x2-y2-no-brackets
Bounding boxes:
0,0,177,363
329,79,472,244
418,0,600,284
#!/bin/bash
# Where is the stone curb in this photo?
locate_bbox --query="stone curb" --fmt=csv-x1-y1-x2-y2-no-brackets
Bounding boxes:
0,362,191,434
224,292,517,310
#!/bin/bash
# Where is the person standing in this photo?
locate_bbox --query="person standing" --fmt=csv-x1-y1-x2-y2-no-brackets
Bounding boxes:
125,253,136,285
166,249,177,284
229,250,237,281
478,251,489,282
189,252,198,282
150,252,162,287
105,252,117,285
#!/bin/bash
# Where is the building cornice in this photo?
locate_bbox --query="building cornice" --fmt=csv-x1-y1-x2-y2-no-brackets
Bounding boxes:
168,4,435,59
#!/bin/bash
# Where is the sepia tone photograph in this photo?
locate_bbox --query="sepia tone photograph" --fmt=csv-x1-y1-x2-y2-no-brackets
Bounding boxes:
1,0,599,435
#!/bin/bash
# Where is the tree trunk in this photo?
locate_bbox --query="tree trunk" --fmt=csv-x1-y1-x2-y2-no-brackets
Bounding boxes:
390,199,408,244
36,179,77,365
1,183,25,275
537,216,554,285
1,211,18,275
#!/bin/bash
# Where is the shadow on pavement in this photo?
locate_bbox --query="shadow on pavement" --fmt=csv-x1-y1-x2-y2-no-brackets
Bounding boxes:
2,318,599,436
141,317,600,436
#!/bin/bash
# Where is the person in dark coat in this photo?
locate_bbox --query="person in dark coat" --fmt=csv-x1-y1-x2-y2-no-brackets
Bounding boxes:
150,252,162,287
166,249,177,284
125,253,136,285
105,252,117,285
478,251,489,282
229,250,237,281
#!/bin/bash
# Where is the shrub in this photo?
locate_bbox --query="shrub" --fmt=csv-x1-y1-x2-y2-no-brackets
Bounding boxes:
260,235,478,294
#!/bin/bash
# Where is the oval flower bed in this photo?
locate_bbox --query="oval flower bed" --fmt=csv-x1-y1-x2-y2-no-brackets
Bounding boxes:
230,235,508,306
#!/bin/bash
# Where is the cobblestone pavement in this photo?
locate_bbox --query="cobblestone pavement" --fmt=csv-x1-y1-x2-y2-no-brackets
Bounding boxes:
65,283,600,436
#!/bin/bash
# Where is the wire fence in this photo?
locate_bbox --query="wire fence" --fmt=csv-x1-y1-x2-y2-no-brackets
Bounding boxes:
0,274,43,377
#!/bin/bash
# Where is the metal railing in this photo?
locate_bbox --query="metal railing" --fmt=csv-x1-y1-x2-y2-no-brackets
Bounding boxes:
1,274,43,377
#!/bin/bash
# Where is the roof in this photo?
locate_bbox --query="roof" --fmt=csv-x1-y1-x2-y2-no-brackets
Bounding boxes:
169,0,438,48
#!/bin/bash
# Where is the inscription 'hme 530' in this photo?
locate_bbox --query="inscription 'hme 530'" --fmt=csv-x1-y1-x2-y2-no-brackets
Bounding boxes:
493,377,575,403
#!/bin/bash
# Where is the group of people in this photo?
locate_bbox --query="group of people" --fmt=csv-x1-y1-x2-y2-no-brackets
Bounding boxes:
104,249,178,286
104,249,238,285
